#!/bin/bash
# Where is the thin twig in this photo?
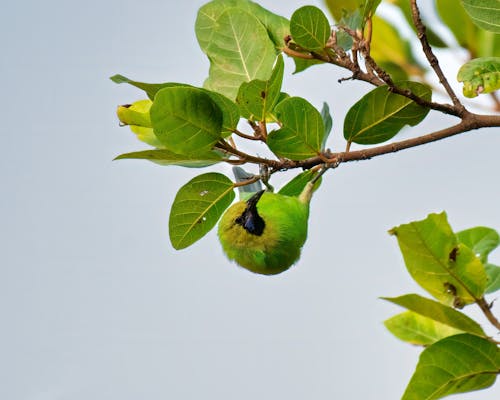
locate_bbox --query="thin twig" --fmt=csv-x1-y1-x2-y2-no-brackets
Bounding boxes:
477,298,500,331
409,0,467,116
233,129,262,141
233,175,261,188
215,141,280,168
363,55,460,117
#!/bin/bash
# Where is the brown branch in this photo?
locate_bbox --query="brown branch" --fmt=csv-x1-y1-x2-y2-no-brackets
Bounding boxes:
409,0,466,116
282,46,315,60
290,113,500,170
477,298,500,331
285,41,460,117
233,175,261,188
215,141,280,168
219,113,500,171
363,55,460,117
233,129,262,141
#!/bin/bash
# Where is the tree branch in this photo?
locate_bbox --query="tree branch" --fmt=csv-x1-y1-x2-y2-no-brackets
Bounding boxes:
477,297,500,331
409,0,466,116
287,113,500,170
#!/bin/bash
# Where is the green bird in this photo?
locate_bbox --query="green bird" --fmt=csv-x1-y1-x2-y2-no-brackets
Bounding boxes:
217,180,315,275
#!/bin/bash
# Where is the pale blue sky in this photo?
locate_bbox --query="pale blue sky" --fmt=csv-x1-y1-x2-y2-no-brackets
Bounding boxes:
1,1,499,399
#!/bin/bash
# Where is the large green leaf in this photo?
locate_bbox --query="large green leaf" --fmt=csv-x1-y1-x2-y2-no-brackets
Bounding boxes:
370,16,425,77
456,226,499,263
384,311,464,346
169,173,235,249
196,0,289,52
196,6,277,99
344,81,431,144
462,0,500,33
111,76,239,134
402,334,500,400
205,91,241,135
382,294,485,336
278,170,322,197
114,149,224,168
457,57,500,97
292,58,324,74
116,100,164,148
477,29,500,57
236,54,284,121
110,74,187,100
485,263,500,293
116,100,152,128
290,6,331,52
324,0,363,21
320,102,333,138
267,97,325,160
150,87,223,155
389,0,447,48
389,212,487,307
245,1,290,50
436,0,477,52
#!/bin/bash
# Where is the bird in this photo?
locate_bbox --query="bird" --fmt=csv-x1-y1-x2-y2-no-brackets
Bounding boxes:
217,178,315,275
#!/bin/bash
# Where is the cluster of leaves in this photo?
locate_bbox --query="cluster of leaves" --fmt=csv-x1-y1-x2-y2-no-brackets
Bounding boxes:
386,213,500,399
112,0,500,398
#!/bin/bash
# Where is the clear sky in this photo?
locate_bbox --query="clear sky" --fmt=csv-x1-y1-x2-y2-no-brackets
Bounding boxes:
1,0,499,399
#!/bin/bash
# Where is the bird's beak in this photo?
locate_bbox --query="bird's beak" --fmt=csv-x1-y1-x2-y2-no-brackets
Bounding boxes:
246,190,265,209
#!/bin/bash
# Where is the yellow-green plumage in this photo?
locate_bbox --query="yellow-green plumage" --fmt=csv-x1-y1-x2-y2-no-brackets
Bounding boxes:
217,183,313,275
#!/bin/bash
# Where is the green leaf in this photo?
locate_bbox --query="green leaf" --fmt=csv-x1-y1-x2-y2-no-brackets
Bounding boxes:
116,100,152,128
361,0,382,20
391,0,447,48
344,81,431,145
477,29,500,57
370,16,425,77
320,102,333,138
278,170,322,197
267,97,325,160
111,75,239,133
462,0,500,33
290,6,331,52
457,57,500,98
236,54,284,121
245,2,290,50
436,0,477,52
114,149,224,168
402,334,500,400
485,264,500,293
115,100,164,148
324,0,363,22
150,87,223,155
389,212,488,307
457,226,499,263
382,294,485,337
292,58,324,74
110,74,186,100
197,7,277,99
384,311,464,346
195,0,289,52
169,173,235,250
127,126,163,148
205,91,240,135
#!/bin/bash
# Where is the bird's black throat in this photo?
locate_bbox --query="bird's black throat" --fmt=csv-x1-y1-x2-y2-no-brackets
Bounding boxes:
235,190,266,236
